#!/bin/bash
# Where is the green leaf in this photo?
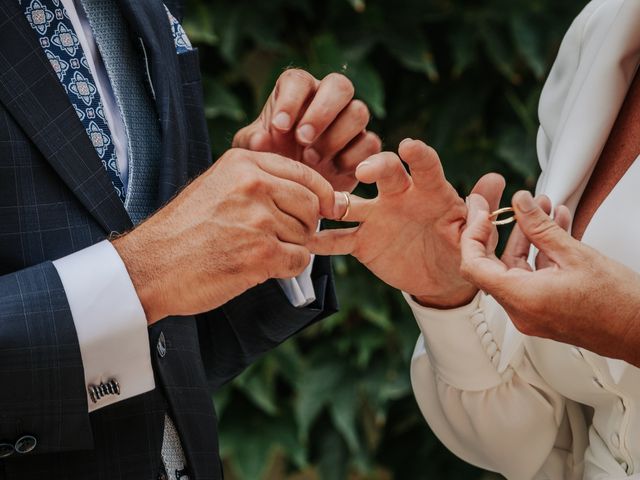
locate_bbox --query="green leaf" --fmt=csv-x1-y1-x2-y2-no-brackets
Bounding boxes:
329,382,360,452
450,27,476,77
383,31,439,81
182,4,218,46
235,365,279,416
510,14,546,79
294,363,343,440
496,127,540,181
479,24,520,83
347,63,386,119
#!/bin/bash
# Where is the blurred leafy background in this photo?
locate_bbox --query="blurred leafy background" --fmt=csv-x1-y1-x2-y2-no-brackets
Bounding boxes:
181,0,587,478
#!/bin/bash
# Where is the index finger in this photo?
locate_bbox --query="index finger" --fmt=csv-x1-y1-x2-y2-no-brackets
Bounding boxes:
256,153,336,219
355,152,412,195
270,69,319,132
398,139,447,191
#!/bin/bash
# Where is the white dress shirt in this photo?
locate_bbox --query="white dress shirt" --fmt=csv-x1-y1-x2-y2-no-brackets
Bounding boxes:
408,1,640,479
51,0,316,412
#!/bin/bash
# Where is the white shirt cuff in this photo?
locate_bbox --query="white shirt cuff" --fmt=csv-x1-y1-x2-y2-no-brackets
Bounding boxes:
405,291,508,391
53,240,155,412
277,254,316,308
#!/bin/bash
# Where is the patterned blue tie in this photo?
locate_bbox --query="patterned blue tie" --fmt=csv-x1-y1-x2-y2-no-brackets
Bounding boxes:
80,0,161,225
22,0,126,202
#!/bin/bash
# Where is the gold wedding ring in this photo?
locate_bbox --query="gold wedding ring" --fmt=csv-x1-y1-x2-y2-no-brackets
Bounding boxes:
489,207,516,226
339,191,351,221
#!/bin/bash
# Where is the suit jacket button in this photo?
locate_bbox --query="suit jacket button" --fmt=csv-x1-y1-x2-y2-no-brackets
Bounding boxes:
157,332,167,358
14,435,37,454
0,443,14,458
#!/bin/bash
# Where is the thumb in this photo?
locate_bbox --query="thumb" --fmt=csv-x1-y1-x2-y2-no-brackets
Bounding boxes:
512,191,574,263
465,193,497,254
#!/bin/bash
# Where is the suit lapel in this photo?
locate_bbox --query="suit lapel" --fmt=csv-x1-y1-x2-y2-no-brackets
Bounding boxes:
113,3,215,475
117,0,190,204
0,2,132,234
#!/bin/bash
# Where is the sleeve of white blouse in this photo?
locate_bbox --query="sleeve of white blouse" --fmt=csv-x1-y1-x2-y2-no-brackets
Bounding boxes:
406,291,569,480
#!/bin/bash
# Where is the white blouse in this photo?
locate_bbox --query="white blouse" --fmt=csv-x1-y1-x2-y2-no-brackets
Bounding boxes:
408,1,640,479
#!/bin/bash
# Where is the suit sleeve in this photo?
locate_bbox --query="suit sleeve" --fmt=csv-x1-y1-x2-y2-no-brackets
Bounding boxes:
197,255,337,392
0,262,93,454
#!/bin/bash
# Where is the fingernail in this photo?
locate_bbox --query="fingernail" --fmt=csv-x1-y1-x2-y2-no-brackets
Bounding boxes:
514,191,536,212
303,147,321,165
297,124,316,144
333,192,348,220
400,138,413,147
272,112,291,131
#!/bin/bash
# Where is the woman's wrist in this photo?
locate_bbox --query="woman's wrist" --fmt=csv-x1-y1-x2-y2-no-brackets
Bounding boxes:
413,284,479,310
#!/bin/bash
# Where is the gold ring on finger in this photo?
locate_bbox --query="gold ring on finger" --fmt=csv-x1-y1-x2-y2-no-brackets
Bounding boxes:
339,191,351,221
489,207,516,226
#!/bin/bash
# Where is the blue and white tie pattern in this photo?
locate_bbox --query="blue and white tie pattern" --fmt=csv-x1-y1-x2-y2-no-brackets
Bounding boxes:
22,0,126,201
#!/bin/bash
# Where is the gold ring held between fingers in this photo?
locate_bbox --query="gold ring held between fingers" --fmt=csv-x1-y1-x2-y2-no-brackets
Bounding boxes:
339,191,351,221
489,207,516,226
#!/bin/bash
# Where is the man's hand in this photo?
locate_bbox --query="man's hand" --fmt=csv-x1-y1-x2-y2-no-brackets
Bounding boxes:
309,139,505,308
113,148,340,325
460,190,640,366
233,69,381,192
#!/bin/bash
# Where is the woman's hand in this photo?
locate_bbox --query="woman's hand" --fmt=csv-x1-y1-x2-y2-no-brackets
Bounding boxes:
310,139,506,308
460,190,640,366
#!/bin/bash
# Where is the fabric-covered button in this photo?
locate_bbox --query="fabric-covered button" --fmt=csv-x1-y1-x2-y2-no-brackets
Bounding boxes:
486,341,498,358
0,443,14,458
157,332,167,358
14,435,37,454
476,322,488,336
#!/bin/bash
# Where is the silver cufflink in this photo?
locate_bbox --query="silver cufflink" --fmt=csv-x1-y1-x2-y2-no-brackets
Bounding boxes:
88,378,121,403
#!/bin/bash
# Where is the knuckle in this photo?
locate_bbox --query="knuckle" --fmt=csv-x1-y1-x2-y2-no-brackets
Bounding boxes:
350,100,370,124
529,217,560,241
325,72,355,96
258,237,278,258
366,132,382,153
287,250,311,274
231,129,246,148
297,162,314,185
226,147,253,164
255,211,275,231
309,194,320,215
243,172,268,194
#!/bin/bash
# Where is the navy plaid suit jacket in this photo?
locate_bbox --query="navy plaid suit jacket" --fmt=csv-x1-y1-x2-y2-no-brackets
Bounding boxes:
0,1,337,479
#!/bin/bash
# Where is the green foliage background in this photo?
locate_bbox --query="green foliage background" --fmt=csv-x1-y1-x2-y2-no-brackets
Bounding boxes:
183,0,586,478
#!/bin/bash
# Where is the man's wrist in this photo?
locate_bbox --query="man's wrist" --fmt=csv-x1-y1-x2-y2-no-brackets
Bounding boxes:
112,233,166,325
